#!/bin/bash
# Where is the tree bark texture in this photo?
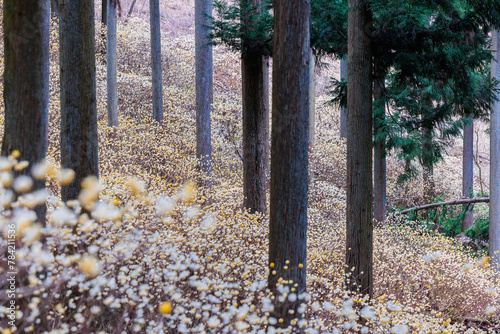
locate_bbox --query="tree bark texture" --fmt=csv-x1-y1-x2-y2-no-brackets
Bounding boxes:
462,120,474,231
128,0,138,17
268,0,310,327
2,0,50,223
490,30,500,275
107,0,118,126
373,76,386,224
102,0,107,25
59,0,99,202
150,0,163,123
346,0,373,297
241,0,269,214
309,48,316,150
422,127,435,202
195,0,213,179
51,0,58,17
340,56,348,139
242,54,269,214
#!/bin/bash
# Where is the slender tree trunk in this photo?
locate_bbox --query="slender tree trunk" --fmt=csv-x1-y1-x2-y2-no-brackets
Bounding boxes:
2,0,50,223
150,0,163,123
268,0,310,327
462,119,474,231
242,54,269,214
102,0,107,26
422,127,435,202
51,0,58,18
128,0,138,17
309,48,316,150
346,0,373,297
340,57,348,139
241,0,270,214
107,0,118,127
373,76,386,224
59,0,99,202
195,0,213,181
490,30,500,275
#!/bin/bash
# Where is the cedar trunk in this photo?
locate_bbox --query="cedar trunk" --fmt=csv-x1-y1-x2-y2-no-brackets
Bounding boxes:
59,0,99,201
268,0,310,327
340,57,348,139
195,0,213,180
490,31,500,275
107,0,118,126
242,54,269,214
462,120,474,231
2,0,50,223
309,48,316,150
346,0,373,296
51,0,58,17
102,0,107,25
150,0,163,123
373,76,386,224
422,127,435,202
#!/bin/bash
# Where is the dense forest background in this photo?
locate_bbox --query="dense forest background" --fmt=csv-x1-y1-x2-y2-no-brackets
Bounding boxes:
0,0,499,333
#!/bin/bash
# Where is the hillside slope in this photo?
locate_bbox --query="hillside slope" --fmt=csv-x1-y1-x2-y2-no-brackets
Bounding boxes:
0,6,498,333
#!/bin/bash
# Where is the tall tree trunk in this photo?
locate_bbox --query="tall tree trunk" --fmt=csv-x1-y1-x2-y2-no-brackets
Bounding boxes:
59,0,99,202
102,0,107,26
241,0,269,214
107,0,118,127
268,0,310,327
309,48,316,150
150,0,163,123
51,0,58,18
128,0,138,17
2,0,50,223
490,30,500,275
422,127,435,202
340,56,348,139
346,0,373,297
462,119,474,231
195,0,213,181
242,54,269,214
373,76,386,224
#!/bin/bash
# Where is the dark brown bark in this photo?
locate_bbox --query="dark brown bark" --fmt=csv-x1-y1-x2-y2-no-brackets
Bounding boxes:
340,57,348,139
150,0,163,123
490,31,500,273
51,0,58,17
2,0,50,223
102,0,107,25
242,55,269,214
128,0,138,17
462,120,474,231
346,0,373,297
241,0,269,214
373,76,386,224
422,127,435,203
268,0,310,327
59,0,99,202
107,0,118,126
400,197,489,214
195,0,213,181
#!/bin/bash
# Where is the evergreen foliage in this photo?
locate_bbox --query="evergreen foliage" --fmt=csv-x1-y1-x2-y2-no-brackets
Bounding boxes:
211,0,273,57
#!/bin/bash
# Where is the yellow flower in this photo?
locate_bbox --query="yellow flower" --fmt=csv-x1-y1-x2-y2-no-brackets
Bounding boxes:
78,255,102,278
478,256,489,268
159,302,173,314
9,150,20,159
179,181,196,203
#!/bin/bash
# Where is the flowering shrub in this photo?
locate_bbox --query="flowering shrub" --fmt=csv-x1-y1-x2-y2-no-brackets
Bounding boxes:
0,2,498,333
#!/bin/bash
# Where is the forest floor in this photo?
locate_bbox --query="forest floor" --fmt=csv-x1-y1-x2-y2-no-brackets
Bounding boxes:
0,2,497,333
